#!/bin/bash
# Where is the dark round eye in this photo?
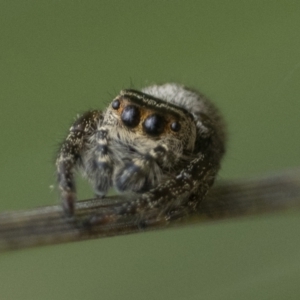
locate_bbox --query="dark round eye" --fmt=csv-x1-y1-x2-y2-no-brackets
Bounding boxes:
143,114,165,136
112,99,120,110
121,105,140,127
170,121,181,132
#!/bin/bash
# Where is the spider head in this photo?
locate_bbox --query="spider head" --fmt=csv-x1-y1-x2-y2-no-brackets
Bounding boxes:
107,89,197,151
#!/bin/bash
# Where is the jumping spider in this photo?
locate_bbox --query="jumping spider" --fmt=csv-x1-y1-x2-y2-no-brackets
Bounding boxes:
56,83,226,227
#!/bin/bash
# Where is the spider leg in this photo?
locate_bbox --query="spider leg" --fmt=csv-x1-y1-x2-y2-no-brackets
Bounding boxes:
91,126,113,197
87,153,217,228
56,110,103,217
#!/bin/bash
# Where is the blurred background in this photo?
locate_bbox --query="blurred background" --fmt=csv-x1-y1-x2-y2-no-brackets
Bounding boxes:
0,1,300,299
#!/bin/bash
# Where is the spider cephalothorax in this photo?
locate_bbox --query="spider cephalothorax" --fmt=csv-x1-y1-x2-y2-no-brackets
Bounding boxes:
56,83,226,226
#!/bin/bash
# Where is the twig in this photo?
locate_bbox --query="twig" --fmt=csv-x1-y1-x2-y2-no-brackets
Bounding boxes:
0,168,300,252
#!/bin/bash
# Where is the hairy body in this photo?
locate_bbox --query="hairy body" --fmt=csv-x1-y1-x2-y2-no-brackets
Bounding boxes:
56,83,226,226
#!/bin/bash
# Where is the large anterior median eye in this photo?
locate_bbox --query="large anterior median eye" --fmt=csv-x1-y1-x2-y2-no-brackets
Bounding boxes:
121,105,140,127
143,114,165,136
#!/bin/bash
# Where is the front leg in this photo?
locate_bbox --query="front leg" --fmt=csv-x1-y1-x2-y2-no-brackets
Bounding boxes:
89,126,113,198
88,154,216,227
56,110,103,216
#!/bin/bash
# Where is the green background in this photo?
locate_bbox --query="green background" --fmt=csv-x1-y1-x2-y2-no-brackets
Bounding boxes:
1,1,300,299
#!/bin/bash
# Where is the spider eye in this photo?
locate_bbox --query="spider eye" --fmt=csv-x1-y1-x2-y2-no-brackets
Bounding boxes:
170,121,181,132
121,105,140,127
143,114,165,136
112,99,120,109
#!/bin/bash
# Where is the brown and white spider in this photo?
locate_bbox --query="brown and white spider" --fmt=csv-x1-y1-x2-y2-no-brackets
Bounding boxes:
56,83,226,227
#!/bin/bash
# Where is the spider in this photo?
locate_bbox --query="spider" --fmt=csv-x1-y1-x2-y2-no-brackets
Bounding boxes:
56,83,226,228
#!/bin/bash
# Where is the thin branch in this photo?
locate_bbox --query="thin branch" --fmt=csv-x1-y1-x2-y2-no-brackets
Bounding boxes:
0,168,300,252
